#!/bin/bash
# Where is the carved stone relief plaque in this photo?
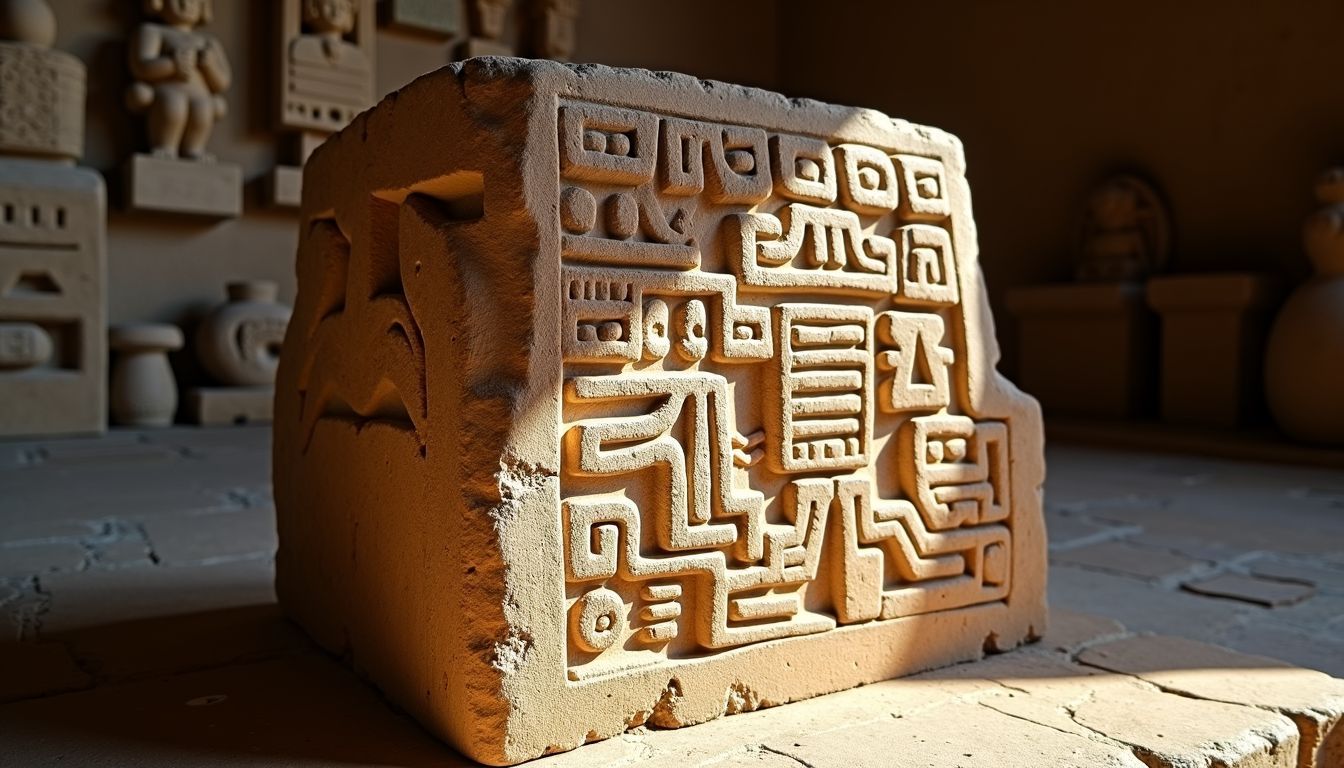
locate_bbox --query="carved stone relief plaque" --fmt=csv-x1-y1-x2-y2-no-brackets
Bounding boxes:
274,59,1045,766
279,0,375,137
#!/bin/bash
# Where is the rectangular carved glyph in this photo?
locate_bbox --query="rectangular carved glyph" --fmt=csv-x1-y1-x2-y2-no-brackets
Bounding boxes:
274,59,1045,766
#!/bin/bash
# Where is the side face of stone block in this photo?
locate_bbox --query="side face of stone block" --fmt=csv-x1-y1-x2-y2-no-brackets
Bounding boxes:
274,59,1045,765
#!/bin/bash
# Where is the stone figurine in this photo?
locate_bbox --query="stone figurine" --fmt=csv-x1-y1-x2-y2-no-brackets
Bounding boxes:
126,0,231,160
1265,169,1344,444
1075,175,1171,283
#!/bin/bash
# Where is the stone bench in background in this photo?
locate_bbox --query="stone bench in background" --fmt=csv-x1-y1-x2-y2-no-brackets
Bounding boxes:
273,58,1045,765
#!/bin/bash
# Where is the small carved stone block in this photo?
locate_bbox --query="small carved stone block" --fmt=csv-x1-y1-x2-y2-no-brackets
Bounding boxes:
274,60,1045,765
0,159,106,437
279,0,375,136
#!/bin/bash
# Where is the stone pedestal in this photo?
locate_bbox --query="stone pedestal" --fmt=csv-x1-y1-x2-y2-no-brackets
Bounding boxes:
273,59,1045,765
1148,273,1279,428
379,0,460,38
187,386,274,425
1006,281,1157,418
455,37,513,57
266,165,303,209
0,159,106,437
124,154,242,218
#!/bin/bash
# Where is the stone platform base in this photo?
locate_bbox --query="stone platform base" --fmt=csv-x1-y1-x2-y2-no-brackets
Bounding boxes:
124,154,242,217
2,610,1339,767
266,165,302,209
187,386,273,426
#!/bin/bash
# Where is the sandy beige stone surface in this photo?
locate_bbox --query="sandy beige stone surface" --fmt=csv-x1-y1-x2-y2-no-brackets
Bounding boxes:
273,58,1046,764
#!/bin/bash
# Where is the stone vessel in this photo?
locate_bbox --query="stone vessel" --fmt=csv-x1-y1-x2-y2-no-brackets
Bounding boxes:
195,280,290,386
1265,169,1344,444
273,59,1045,765
109,323,183,427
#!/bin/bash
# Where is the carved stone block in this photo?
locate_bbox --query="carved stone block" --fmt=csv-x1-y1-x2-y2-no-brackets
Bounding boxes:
274,60,1045,765
124,153,242,217
1006,281,1157,419
1148,273,1280,428
0,41,84,160
0,158,105,437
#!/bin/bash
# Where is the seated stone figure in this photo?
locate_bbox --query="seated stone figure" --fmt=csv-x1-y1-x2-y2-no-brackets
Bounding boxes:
126,0,230,161
284,0,372,136
1076,175,1170,282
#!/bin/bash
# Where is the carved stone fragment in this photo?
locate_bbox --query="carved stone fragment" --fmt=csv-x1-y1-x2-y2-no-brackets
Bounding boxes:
273,59,1045,765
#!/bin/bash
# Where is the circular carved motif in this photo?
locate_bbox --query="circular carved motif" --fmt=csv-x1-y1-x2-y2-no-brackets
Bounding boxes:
573,587,624,653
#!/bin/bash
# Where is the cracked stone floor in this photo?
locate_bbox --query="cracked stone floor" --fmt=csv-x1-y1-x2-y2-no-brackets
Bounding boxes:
1,426,1342,766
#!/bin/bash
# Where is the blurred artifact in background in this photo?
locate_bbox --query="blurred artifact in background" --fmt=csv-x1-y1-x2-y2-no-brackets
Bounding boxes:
0,0,107,437
188,280,291,425
108,321,182,427
1265,168,1344,444
1006,173,1167,419
124,0,241,217
269,0,375,208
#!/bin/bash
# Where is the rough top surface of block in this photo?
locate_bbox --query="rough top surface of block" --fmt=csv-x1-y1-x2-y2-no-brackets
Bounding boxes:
274,57,1046,765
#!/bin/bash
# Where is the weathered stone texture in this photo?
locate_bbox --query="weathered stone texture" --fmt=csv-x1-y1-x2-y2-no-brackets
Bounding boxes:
273,59,1045,765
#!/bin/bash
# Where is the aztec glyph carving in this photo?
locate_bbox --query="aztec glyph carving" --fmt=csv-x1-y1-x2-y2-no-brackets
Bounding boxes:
274,60,1045,766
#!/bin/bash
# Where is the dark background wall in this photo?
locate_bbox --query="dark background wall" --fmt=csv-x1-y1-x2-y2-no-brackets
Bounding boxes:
778,0,1343,372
